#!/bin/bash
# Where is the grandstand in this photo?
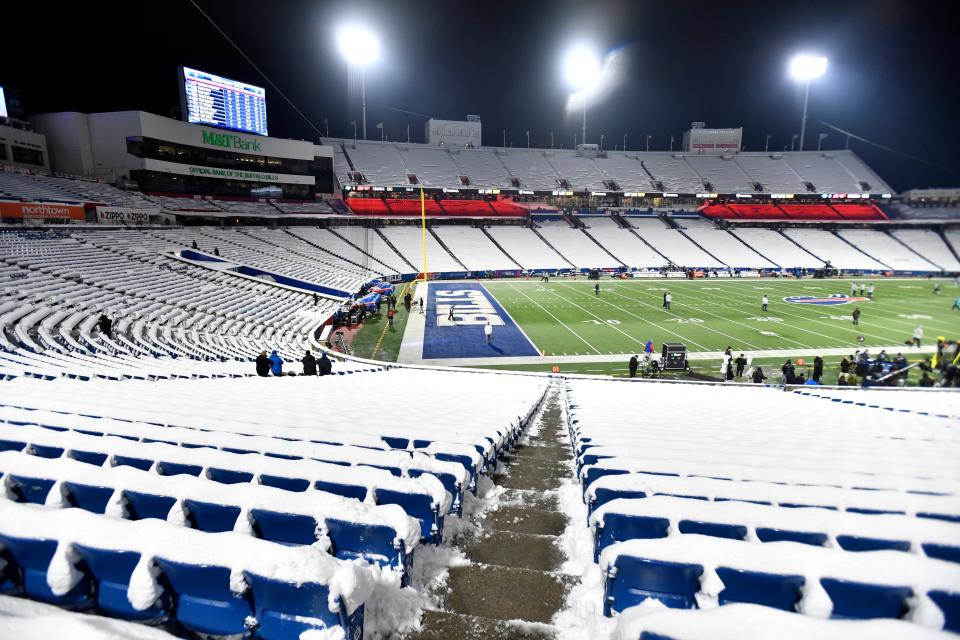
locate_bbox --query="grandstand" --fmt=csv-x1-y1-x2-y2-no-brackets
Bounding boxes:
3,57,960,640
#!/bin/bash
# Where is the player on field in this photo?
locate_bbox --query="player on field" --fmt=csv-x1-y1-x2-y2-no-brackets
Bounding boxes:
595,283,600,296
484,321,493,343
850,281,857,296
867,284,874,299
664,292,672,310
852,307,861,325
761,295,769,312
913,325,924,348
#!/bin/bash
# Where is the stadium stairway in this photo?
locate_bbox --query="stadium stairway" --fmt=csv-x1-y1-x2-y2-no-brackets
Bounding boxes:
530,228,577,270
411,385,576,639
427,228,470,272
374,229,419,272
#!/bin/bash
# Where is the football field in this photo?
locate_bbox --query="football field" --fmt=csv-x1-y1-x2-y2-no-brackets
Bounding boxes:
482,277,958,357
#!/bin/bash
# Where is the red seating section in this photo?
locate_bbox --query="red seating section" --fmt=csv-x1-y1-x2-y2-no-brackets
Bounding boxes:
700,205,738,219
831,204,887,221
346,197,526,217
729,204,787,220
700,203,886,222
779,204,841,220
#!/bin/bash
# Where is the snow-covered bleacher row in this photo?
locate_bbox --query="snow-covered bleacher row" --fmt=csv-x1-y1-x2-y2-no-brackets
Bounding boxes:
328,141,893,195
0,229,356,379
0,369,549,638
563,379,960,634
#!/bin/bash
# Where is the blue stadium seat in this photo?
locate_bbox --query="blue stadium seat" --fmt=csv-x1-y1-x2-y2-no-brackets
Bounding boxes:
375,488,439,543
360,463,403,477
0,533,93,609
314,479,367,502
716,567,805,611
382,436,409,449
0,439,25,453
62,481,113,514
836,535,910,553
68,450,109,466
677,520,747,541
591,488,647,515
603,556,703,615
154,558,253,637
260,474,311,492
596,514,670,561
122,490,176,521
207,467,253,484
820,578,912,619
264,452,301,461
407,469,461,513
755,527,827,547
582,466,628,488
243,571,363,640
0,544,18,593
7,474,56,504
250,509,320,545
922,543,960,564
156,461,203,477
73,545,170,622
928,590,960,633
112,455,154,471
184,499,241,533
28,444,64,459
325,518,406,576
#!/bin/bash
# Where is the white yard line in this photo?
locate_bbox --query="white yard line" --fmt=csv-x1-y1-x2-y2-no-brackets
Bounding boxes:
505,283,601,355
549,282,711,351
539,286,652,351
478,281,541,355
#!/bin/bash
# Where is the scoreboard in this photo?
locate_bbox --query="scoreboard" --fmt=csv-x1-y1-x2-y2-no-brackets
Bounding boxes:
180,66,268,136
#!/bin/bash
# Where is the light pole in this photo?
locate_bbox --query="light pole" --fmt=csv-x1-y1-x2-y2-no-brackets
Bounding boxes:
623,133,627,151
818,132,828,151
550,131,554,149
765,134,771,152
337,25,381,141
563,46,600,146
600,133,604,150
503,129,506,148
645,134,652,152
526,130,530,148
789,54,828,152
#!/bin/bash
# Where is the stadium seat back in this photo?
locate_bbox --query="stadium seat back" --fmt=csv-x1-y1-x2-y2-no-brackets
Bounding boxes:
325,517,401,570
597,514,669,561
206,467,253,484
314,479,368,502
184,499,241,533
122,490,177,521
156,461,203,477
7,475,56,504
250,508,320,545
74,544,169,622
28,444,64,459
68,450,109,466
375,488,437,542
243,571,359,640
928,590,960,633
604,556,703,615
260,474,311,492
678,520,747,541
155,558,252,636
755,527,827,547
583,466,628,487
716,567,805,611
382,436,409,449
591,488,647,515
112,455,154,471
0,533,93,608
922,543,960,564
63,481,113,514
0,439,25,453
820,578,912,620
836,535,910,553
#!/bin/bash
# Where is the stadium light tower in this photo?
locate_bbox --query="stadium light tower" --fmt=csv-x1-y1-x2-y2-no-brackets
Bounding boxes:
563,45,601,145
337,25,381,141
789,54,827,152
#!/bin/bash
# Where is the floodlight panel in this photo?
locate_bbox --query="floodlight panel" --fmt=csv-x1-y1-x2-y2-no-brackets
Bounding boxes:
789,54,828,81
563,46,601,89
337,25,380,66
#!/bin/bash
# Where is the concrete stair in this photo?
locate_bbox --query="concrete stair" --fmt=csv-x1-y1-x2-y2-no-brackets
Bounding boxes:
408,388,573,639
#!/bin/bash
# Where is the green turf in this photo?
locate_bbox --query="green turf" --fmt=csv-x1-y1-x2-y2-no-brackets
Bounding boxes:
347,281,417,360
482,278,959,357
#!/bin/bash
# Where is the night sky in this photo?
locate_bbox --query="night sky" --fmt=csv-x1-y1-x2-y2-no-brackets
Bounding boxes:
4,0,958,192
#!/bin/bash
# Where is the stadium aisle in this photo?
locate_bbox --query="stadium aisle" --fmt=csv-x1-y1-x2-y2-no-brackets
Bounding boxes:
411,385,575,638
